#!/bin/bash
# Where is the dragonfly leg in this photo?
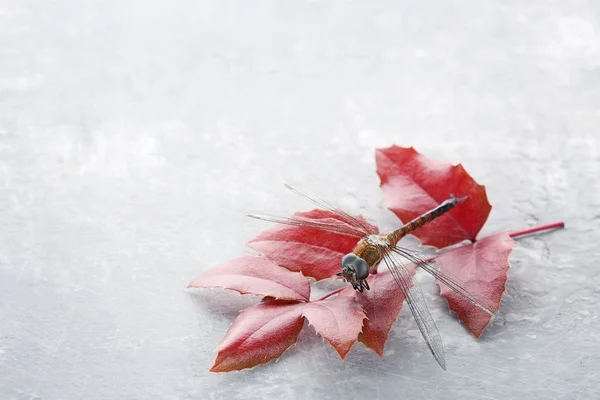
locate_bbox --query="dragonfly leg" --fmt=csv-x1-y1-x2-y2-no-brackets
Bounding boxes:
450,193,469,203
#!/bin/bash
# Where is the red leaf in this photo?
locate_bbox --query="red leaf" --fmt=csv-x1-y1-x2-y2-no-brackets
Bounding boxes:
247,209,378,280
340,268,416,356
433,232,516,337
302,296,366,358
210,296,367,372
188,255,310,301
375,146,491,248
210,300,304,372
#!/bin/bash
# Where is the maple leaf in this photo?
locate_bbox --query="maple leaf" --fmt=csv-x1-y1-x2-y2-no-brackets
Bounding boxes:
433,232,516,337
210,300,305,372
302,295,366,358
376,145,491,248
187,255,310,301
210,297,366,372
247,209,378,281
340,268,414,356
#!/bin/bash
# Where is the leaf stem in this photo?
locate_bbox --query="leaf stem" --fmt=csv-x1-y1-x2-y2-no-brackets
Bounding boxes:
315,287,345,302
508,221,565,238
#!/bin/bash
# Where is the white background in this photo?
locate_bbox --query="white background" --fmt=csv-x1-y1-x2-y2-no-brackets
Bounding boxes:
1,1,598,399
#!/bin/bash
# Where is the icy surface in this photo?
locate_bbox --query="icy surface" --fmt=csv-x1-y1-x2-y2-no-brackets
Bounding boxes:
1,1,599,399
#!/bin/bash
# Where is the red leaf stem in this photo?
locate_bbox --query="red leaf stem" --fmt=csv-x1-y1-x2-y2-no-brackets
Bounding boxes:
508,221,564,238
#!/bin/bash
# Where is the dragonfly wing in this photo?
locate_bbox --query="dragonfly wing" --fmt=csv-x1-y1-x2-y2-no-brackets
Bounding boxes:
247,213,366,238
392,246,497,316
283,183,378,236
383,251,446,370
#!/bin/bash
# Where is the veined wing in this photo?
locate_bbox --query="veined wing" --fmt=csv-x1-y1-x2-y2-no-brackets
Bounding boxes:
247,213,366,238
283,183,378,236
391,246,497,316
382,250,446,370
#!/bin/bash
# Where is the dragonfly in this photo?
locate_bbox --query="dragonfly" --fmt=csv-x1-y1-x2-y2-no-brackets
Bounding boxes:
248,184,497,370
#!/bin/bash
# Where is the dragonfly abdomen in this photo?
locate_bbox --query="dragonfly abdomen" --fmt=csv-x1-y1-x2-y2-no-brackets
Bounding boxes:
387,195,468,245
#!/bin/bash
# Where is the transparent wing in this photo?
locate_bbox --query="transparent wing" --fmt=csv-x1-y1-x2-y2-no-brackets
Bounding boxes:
382,250,446,370
247,213,366,238
391,246,497,316
283,183,378,236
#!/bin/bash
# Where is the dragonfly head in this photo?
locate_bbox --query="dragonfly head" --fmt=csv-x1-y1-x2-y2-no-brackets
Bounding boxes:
338,253,370,291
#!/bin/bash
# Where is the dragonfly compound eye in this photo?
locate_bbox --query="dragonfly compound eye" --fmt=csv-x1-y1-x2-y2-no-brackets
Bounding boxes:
341,253,370,281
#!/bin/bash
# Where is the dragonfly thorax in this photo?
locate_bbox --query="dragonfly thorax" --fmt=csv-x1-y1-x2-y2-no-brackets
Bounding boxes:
353,234,390,268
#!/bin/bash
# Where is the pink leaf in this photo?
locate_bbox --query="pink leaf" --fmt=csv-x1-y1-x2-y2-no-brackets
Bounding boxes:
188,255,310,301
210,300,304,372
340,268,416,356
302,296,366,358
376,146,492,248
434,232,516,337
